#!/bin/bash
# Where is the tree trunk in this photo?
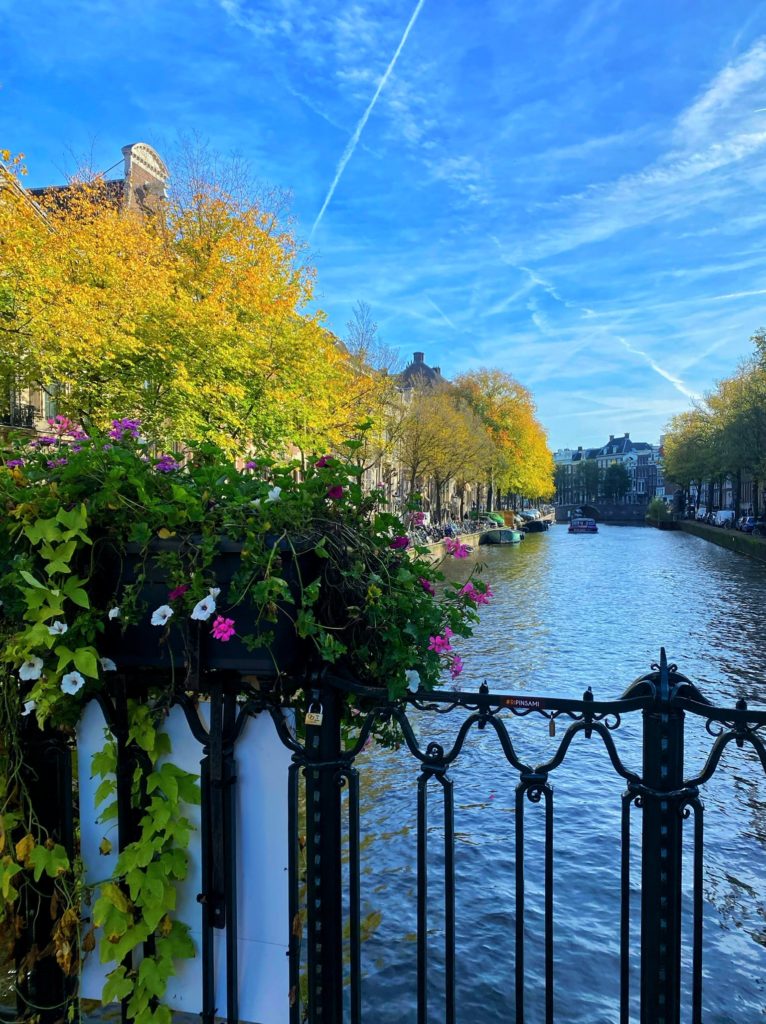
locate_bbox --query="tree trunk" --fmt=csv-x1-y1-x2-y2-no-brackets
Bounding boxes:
735,470,742,518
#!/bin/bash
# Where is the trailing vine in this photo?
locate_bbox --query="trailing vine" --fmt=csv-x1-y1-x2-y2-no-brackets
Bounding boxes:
89,705,198,1023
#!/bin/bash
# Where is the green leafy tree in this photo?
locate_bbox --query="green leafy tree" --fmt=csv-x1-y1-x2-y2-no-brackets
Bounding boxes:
574,459,601,502
603,462,631,501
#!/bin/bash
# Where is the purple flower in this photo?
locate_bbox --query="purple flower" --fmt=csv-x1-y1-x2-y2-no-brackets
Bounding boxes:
168,584,190,601
38,436,58,446
419,577,435,596
108,418,141,441
389,536,410,550
244,460,258,470
6,459,25,469
450,654,464,679
155,454,181,473
315,455,331,468
46,458,68,469
327,485,344,500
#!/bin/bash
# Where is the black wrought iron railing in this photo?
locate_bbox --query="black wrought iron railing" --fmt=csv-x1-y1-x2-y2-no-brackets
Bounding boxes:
0,404,36,429
10,649,766,1024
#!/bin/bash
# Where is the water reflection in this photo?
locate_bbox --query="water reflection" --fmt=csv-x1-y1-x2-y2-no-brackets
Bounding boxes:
355,526,766,1022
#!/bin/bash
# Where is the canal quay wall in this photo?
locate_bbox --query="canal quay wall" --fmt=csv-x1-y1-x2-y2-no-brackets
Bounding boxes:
679,519,766,563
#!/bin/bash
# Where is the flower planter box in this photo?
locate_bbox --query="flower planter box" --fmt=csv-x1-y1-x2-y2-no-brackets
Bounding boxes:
97,538,318,679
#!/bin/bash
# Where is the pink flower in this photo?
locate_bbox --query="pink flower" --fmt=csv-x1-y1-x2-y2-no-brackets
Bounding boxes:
445,537,471,559
428,632,453,654
211,615,236,642
460,582,492,605
315,455,331,468
327,485,344,500
48,415,74,434
419,577,435,596
168,584,190,602
450,654,464,679
389,535,410,550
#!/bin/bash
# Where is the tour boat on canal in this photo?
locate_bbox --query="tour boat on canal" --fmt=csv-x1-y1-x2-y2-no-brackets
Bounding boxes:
568,517,598,534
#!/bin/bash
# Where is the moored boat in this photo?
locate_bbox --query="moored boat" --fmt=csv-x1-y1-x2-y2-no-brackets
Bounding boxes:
568,517,598,534
480,528,524,545
523,519,550,533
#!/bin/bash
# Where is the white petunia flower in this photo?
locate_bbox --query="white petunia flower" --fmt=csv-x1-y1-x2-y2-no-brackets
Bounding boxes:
266,485,282,503
48,621,68,636
100,657,117,672
19,657,44,682
61,671,85,695
405,670,421,694
108,607,121,620
191,596,216,621
208,587,221,598
22,700,36,717
150,605,174,627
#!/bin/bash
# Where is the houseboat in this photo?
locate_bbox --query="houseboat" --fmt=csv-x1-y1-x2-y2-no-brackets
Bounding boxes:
568,517,598,534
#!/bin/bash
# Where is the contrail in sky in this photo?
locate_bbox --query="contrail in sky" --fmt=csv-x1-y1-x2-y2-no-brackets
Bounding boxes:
425,295,458,330
618,337,700,401
310,0,426,238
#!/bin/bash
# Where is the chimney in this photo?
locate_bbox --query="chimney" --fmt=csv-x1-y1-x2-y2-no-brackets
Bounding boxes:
609,435,614,442
413,352,424,364
432,366,441,375
577,446,582,452
121,142,169,213
624,432,629,439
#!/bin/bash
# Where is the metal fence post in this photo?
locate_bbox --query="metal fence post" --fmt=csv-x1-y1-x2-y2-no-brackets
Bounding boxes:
640,650,685,1024
304,677,344,1024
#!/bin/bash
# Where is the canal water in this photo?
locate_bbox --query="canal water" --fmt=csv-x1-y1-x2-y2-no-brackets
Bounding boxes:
354,524,766,1023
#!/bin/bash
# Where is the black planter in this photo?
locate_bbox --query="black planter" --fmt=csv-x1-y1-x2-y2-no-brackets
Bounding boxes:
97,537,317,679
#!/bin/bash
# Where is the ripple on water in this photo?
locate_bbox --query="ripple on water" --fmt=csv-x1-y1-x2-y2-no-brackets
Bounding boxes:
355,526,766,1021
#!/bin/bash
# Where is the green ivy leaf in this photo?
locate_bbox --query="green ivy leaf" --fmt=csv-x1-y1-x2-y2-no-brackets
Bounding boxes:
102,966,133,1003
73,647,99,679
19,570,46,590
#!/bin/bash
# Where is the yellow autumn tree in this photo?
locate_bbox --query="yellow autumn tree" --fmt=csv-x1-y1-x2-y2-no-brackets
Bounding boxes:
0,151,351,453
454,368,554,506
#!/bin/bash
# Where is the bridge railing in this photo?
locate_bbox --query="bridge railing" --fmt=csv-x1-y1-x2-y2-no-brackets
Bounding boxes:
10,649,766,1024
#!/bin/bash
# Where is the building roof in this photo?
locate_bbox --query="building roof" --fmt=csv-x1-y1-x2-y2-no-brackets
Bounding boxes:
399,352,444,389
25,142,168,216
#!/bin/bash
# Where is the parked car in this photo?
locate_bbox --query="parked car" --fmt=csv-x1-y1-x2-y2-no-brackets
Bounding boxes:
739,516,756,533
752,519,766,538
714,510,736,528
695,507,708,521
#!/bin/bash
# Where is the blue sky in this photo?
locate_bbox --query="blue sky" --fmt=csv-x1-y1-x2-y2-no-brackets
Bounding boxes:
4,0,766,450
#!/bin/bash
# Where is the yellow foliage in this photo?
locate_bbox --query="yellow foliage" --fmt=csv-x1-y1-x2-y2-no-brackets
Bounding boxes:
0,164,355,454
